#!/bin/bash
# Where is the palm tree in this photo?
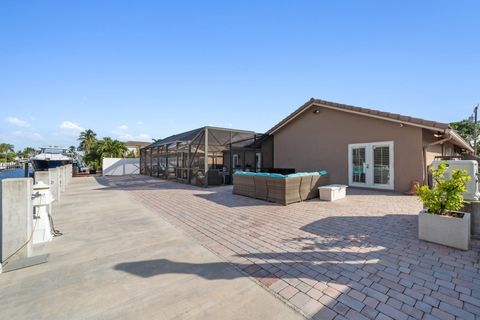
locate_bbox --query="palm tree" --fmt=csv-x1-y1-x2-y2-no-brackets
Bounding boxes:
68,145,78,156
82,137,127,170
0,143,14,162
111,140,128,157
22,147,36,158
78,129,97,155
98,138,127,158
84,140,101,170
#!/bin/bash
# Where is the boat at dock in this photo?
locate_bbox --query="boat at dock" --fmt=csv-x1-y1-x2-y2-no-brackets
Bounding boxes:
30,146,74,171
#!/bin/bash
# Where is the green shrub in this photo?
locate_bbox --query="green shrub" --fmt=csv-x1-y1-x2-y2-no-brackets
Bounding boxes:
417,161,471,215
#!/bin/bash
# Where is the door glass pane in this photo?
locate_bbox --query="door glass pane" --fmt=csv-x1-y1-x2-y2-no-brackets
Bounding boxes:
352,147,366,183
373,146,390,185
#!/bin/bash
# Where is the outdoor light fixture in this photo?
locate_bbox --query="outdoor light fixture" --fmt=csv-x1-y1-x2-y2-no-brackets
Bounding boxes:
434,132,444,138
312,108,321,114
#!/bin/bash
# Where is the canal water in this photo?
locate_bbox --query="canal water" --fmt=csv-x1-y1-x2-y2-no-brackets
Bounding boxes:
0,167,33,181
0,167,34,202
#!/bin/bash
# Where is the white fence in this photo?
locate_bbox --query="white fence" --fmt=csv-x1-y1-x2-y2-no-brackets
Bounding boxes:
102,158,140,176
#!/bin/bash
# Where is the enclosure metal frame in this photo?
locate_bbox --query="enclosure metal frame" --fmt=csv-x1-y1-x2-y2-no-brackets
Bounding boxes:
140,126,261,187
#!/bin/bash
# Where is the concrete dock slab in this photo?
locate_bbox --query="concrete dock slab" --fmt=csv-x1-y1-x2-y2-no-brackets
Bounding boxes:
0,176,302,320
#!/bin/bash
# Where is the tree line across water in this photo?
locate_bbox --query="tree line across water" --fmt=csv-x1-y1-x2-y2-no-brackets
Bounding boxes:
0,143,37,162
0,130,138,169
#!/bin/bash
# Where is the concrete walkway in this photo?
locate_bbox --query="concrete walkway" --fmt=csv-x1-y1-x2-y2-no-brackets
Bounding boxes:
0,176,302,320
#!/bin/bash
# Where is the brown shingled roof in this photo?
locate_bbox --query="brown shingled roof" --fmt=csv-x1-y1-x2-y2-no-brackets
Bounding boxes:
267,98,451,135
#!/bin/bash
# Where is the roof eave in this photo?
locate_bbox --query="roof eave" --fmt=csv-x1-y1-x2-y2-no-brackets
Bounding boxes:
267,99,451,135
448,129,474,153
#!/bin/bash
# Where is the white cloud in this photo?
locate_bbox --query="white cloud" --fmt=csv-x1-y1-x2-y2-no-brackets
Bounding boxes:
6,116,30,127
60,121,84,132
112,131,151,141
137,133,151,140
136,121,143,125
12,130,43,140
32,132,43,140
111,123,151,141
110,129,122,135
115,133,134,140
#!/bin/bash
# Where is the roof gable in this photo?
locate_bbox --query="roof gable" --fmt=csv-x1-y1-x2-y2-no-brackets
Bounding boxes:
267,98,450,135
266,98,473,153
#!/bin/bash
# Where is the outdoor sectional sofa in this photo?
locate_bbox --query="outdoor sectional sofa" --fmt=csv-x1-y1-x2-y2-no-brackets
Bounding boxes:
233,171,329,205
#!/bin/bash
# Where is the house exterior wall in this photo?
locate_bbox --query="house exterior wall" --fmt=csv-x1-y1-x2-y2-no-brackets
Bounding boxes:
422,129,459,167
126,146,140,157
423,129,443,169
260,136,274,169
443,142,455,155
244,151,255,169
272,106,424,192
226,150,258,170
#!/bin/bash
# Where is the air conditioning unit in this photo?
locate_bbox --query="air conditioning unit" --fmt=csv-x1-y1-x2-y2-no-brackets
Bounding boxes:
431,160,480,201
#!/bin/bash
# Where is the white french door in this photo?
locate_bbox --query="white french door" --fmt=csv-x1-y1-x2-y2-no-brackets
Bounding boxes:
348,141,394,190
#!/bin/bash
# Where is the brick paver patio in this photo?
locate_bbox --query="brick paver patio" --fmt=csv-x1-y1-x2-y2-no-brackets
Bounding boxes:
104,175,480,320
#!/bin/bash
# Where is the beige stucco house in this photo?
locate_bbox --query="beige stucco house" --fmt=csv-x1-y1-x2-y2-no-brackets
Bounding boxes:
124,141,151,157
259,98,473,193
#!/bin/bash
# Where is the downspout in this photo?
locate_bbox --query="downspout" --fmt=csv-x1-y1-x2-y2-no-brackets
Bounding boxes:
422,132,452,185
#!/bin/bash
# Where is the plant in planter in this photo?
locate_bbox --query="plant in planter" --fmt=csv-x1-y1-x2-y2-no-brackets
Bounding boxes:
417,161,471,250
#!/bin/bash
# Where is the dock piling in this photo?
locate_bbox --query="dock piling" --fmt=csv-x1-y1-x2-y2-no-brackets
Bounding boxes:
0,178,34,273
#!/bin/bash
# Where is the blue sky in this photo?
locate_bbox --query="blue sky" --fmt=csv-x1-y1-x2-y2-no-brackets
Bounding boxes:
1,1,479,150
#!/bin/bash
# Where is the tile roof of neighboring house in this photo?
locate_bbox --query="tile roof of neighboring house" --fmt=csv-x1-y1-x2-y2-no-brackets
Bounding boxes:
124,141,151,148
266,98,473,152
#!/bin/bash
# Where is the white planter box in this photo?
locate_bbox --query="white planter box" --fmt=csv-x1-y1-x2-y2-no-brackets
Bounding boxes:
319,184,347,201
418,210,470,250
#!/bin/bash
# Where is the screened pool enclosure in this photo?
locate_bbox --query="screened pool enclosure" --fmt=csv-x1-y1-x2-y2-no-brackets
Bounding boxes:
140,126,265,187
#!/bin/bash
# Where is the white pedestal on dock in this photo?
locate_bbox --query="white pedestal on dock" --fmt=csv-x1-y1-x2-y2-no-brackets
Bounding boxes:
32,182,54,244
59,166,66,193
48,168,60,202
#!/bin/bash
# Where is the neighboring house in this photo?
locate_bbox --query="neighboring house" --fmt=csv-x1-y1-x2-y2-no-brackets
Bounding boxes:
124,141,150,157
258,98,473,193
